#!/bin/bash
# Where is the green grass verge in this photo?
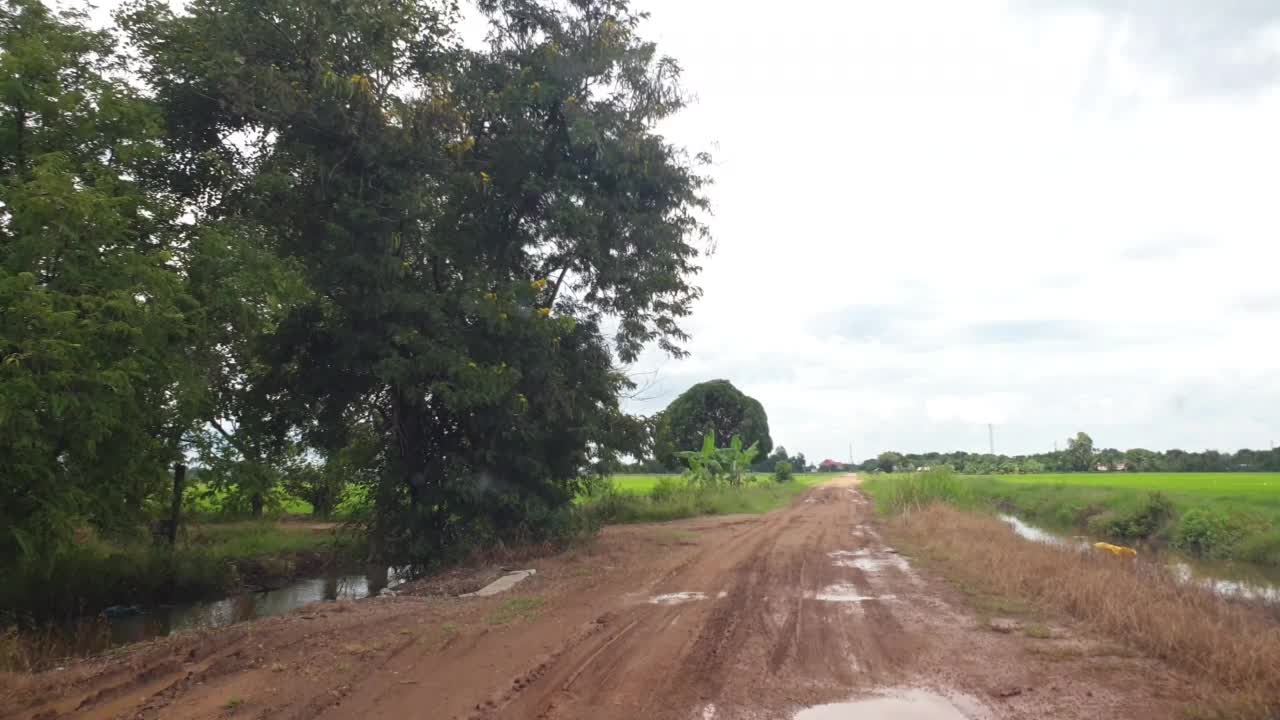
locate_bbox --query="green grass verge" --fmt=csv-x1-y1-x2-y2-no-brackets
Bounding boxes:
606,472,840,496
582,474,838,524
487,596,545,625
862,471,1280,567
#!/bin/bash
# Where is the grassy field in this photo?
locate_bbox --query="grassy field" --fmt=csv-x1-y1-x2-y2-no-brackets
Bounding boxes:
607,472,842,495
991,472,1280,499
865,471,1280,567
583,473,843,524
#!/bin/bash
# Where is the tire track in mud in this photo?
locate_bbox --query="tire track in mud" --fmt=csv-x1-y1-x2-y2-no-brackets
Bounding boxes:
482,479,914,720
15,476,1208,720
483,508,786,720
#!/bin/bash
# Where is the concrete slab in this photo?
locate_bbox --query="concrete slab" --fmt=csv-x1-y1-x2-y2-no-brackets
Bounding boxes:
460,569,537,598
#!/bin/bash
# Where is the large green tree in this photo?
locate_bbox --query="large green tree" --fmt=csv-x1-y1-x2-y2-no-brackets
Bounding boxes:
0,0,196,559
656,379,772,468
125,0,708,563
1064,431,1095,472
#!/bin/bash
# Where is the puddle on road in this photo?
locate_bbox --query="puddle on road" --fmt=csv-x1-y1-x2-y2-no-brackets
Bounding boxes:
794,688,987,720
810,583,896,603
649,592,708,605
833,556,910,573
828,549,869,559
828,548,916,579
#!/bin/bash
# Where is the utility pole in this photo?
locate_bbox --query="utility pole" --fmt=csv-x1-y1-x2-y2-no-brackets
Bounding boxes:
849,442,853,466
988,424,995,455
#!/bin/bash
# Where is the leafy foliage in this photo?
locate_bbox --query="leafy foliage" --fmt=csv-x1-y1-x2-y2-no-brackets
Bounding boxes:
120,0,710,566
0,0,193,560
1174,509,1251,559
677,430,759,488
2,0,711,611
656,379,772,469
773,461,794,483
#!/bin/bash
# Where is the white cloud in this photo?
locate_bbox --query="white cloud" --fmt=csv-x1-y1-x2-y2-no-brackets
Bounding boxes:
621,0,1280,460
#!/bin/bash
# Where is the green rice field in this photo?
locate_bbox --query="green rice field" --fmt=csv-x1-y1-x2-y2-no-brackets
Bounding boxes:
990,472,1280,500
960,472,1280,566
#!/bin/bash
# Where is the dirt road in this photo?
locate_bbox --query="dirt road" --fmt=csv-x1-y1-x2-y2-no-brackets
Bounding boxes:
3,477,1203,719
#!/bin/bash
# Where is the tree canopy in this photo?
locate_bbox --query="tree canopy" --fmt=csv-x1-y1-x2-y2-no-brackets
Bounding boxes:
1,0,710,573
655,379,772,468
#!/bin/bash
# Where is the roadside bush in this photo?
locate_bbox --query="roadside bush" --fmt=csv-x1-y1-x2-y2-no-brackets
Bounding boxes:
773,461,794,483
1087,492,1174,542
1236,530,1280,566
649,476,686,502
1174,509,1250,559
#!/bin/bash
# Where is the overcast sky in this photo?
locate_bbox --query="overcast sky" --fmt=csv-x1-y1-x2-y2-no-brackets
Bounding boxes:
81,0,1280,461
619,0,1280,462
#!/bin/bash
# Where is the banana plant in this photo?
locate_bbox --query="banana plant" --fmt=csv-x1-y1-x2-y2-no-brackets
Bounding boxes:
721,434,760,487
677,431,760,488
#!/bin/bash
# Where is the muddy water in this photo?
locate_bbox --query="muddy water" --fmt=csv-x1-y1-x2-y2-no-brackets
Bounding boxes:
101,566,404,649
795,689,988,720
999,514,1280,604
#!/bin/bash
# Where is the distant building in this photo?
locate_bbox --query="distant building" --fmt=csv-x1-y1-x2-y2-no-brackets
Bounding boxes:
1095,464,1110,472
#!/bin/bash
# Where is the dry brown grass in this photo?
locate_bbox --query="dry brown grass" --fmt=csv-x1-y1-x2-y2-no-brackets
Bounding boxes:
890,503,1280,717
0,619,114,673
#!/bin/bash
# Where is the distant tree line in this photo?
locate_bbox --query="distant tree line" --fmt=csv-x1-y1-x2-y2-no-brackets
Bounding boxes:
850,432,1280,474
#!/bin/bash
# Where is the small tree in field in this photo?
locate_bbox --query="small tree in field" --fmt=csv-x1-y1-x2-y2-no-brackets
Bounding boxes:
679,431,759,488
774,461,794,483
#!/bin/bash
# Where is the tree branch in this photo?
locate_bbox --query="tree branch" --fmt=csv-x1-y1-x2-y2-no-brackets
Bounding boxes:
548,266,569,306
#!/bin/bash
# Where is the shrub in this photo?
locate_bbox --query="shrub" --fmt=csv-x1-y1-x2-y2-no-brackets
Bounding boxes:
1088,492,1175,542
773,461,794,483
1174,509,1249,559
649,476,685,502
1236,530,1280,566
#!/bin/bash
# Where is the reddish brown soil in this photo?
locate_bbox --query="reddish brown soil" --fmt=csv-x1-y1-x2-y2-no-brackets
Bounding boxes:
1,477,1212,719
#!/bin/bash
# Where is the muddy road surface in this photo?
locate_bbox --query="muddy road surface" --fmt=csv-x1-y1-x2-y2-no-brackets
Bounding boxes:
3,477,1205,719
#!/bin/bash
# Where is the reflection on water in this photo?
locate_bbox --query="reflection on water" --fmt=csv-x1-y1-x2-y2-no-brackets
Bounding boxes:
999,514,1280,605
794,688,988,720
998,514,1087,549
1168,561,1280,604
107,565,403,647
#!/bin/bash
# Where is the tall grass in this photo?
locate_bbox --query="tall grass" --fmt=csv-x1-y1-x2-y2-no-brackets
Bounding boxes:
889,504,1280,717
582,476,816,524
861,468,974,514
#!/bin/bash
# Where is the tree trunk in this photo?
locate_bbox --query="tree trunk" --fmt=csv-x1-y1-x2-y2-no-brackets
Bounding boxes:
168,462,186,547
251,492,264,519
368,470,399,565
